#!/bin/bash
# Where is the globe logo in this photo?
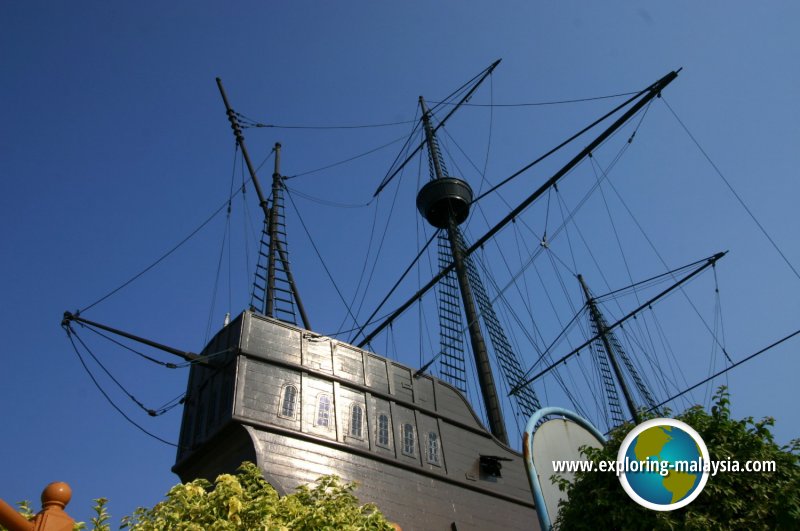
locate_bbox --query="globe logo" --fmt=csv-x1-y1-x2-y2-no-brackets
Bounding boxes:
617,418,710,511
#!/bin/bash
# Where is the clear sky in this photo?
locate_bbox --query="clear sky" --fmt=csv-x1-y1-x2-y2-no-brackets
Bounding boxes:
2,1,798,526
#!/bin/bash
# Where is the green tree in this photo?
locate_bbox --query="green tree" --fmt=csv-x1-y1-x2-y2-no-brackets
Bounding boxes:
553,388,800,530
121,463,393,531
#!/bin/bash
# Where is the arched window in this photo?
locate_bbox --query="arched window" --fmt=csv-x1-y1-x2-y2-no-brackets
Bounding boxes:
349,404,364,438
427,432,440,464
316,394,332,428
377,414,390,447
279,385,298,419
402,423,415,456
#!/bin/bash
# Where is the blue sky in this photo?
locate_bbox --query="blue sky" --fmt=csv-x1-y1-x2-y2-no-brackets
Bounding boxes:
2,1,798,526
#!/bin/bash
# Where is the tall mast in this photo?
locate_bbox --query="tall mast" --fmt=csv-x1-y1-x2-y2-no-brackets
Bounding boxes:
358,69,680,348
216,78,311,329
578,274,641,425
266,143,281,317
417,96,508,445
511,252,726,394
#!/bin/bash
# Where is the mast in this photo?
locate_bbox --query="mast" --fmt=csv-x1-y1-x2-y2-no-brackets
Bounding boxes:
266,143,281,317
578,274,641,425
216,78,311,329
417,96,508,445
510,251,726,394
373,59,501,198
357,69,680,348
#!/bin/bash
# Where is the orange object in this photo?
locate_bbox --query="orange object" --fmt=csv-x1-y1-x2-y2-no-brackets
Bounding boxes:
0,482,75,531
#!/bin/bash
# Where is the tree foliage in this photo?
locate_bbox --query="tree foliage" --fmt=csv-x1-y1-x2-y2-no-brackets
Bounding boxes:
2,463,393,531
122,462,393,531
553,388,800,530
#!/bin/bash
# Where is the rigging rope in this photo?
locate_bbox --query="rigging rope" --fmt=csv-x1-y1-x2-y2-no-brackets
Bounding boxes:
336,196,382,335
555,186,579,272
348,168,405,336
344,115,423,339
82,324,179,369
348,230,439,345
241,161,254,290
712,265,731,363
63,325,179,447
429,90,640,108
661,96,800,283
283,186,371,209
78,177,244,314
285,133,409,182
316,309,400,338
369,102,427,196
593,256,718,302
64,325,178,448
283,186,362,334
63,322,240,447
480,73,494,193
234,111,416,130
650,306,695,409
469,88,649,206
68,325,182,417
598,163,735,369
427,61,498,116
253,146,276,175
204,150,237,344
644,327,800,415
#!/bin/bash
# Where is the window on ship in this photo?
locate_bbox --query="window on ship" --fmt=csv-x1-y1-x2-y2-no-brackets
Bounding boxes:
349,403,364,438
402,423,415,456
377,413,390,447
279,384,298,419
427,432,440,465
316,394,332,428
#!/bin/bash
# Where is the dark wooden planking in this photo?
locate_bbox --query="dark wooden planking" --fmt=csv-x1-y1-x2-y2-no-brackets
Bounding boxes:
175,311,540,530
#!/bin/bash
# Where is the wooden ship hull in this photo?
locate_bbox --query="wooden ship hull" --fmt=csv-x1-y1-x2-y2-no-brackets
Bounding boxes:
173,311,538,530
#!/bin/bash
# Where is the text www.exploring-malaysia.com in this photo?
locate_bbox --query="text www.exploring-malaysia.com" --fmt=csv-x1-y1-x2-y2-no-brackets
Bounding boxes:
551,457,776,477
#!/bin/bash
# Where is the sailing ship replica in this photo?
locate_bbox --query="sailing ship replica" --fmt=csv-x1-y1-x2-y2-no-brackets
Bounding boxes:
62,62,738,529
